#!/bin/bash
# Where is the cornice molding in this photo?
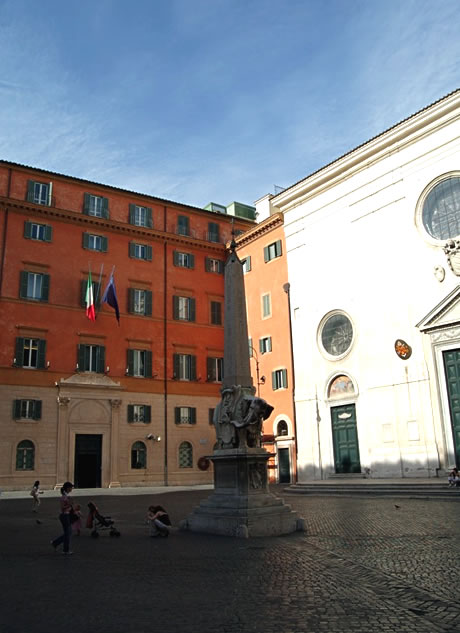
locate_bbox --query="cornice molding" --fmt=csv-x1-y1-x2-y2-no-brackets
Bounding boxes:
273,91,460,213
0,198,228,253
234,212,283,247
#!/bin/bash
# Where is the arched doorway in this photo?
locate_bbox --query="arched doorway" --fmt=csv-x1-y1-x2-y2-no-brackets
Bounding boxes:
328,375,361,474
275,419,291,483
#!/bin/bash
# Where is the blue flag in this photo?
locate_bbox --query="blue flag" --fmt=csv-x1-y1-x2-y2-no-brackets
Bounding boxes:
102,274,120,323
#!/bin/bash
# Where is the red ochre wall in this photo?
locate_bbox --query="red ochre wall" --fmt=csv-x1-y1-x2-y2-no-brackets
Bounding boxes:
0,162,252,489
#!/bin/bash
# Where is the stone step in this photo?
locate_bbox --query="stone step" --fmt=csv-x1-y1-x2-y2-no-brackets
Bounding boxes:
285,483,460,498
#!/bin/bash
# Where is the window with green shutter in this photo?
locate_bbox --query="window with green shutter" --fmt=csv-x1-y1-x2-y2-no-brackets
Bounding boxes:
26,180,52,206
19,271,50,302
174,407,196,425
128,288,152,316
83,193,109,219
207,222,220,242
16,440,35,470
264,240,282,263
126,349,152,377
82,233,107,252
272,368,288,390
259,336,272,354
80,280,101,308
177,215,190,236
205,257,224,273
207,357,223,382
24,221,52,242
15,338,46,369
131,441,147,469
173,353,196,380
77,344,105,373
173,251,194,269
241,256,251,273
210,301,222,325
128,404,151,423
173,296,195,321
129,242,152,260
129,204,153,228
13,399,42,420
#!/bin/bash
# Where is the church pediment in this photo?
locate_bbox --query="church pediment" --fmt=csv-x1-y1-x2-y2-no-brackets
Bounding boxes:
417,284,460,332
58,373,121,388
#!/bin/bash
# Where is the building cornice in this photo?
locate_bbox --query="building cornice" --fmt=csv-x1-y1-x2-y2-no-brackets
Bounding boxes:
272,90,460,213
234,212,284,248
0,198,228,254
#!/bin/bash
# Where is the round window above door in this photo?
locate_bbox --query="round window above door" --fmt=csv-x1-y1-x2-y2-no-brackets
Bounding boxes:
318,311,354,360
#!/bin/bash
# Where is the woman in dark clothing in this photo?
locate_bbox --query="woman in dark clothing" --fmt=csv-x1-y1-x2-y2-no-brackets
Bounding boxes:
50,481,75,554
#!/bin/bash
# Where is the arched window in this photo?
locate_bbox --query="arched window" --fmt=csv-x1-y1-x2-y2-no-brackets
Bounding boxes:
422,176,460,241
179,441,193,468
16,440,35,470
276,420,288,436
131,441,146,469
328,375,355,400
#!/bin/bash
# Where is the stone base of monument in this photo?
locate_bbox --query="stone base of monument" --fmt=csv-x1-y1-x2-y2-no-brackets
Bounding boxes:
181,447,303,538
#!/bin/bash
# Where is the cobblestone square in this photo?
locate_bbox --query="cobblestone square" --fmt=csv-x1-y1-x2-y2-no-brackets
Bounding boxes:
1,486,459,633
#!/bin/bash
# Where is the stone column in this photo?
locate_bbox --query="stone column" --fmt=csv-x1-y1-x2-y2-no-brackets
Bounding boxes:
109,399,122,488
55,396,70,490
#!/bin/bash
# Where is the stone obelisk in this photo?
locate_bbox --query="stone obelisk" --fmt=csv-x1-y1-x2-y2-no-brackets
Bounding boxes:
182,239,303,537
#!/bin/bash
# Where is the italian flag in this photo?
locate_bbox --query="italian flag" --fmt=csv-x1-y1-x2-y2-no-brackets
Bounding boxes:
85,271,96,322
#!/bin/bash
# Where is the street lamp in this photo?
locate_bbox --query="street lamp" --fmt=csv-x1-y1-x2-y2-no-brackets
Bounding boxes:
249,345,265,397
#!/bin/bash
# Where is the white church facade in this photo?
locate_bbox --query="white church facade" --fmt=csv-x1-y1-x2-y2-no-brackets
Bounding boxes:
255,89,460,479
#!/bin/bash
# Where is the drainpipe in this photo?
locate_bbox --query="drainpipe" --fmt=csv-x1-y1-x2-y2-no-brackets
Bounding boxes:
163,207,168,486
0,169,12,295
283,282,298,483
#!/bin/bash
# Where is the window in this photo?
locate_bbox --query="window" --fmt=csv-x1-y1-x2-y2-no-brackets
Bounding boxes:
131,441,146,469
173,296,196,321
173,251,194,269
205,257,224,274
80,280,101,308
127,349,153,378
208,408,215,425
13,399,42,420
210,301,222,325
16,440,35,470
129,204,152,228
178,441,193,468
15,338,46,369
175,407,196,425
207,357,223,382
83,233,107,252
422,177,460,241
24,221,52,242
319,312,354,358
26,180,51,206
128,288,152,316
277,420,289,436
259,336,272,354
19,271,49,302
77,344,105,373
127,404,151,423
264,240,282,262
207,222,220,243
83,193,109,218
177,215,190,236
241,256,252,273
173,354,196,380
272,368,288,390
262,293,271,318
129,242,152,261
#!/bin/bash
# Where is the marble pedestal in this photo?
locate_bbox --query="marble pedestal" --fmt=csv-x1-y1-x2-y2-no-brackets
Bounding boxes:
182,448,302,537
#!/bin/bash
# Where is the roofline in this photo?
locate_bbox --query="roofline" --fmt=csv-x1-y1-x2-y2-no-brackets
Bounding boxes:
271,89,460,205
0,159,255,224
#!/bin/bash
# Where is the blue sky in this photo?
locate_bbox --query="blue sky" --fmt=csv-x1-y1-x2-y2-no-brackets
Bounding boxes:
0,0,458,208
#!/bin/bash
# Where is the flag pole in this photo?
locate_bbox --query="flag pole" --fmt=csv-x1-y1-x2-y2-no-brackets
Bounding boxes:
95,263,104,317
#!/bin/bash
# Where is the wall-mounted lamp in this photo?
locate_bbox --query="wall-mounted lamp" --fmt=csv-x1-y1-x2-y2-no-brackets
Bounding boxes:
260,376,266,384
46,361,50,368
12,357,17,366
125,367,129,375
106,366,110,373
146,434,161,442
76,363,79,371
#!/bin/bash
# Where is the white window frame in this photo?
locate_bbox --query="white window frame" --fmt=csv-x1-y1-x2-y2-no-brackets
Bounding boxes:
33,182,51,206
178,354,192,380
133,205,148,227
30,223,47,240
88,234,103,251
133,289,146,314
273,368,288,390
133,350,146,377
133,404,146,422
260,336,272,354
88,195,103,217
262,293,271,318
134,243,147,259
23,338,39,368
27,273,43,300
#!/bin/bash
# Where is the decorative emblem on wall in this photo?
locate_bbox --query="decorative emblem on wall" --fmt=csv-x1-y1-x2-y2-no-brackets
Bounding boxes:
434,265,445,282
395,339,412,360
444,240,460,276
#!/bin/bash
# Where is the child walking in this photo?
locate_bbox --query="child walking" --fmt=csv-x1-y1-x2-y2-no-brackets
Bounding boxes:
30,480,43,513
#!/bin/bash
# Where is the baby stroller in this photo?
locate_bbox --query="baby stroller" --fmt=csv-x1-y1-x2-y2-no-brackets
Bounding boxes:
87,501,121,538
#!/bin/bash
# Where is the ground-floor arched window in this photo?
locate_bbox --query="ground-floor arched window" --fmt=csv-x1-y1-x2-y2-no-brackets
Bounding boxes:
179,441,193,468
131,441,147,469
16,440,35,470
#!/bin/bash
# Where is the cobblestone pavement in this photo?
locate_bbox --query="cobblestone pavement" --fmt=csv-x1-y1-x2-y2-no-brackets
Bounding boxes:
1,486,459,633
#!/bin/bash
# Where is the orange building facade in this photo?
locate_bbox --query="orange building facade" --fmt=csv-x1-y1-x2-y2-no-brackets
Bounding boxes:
235,211,297,483
0,161,253,490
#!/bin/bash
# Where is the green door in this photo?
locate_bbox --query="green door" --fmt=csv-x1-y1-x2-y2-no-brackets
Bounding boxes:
278,448,291,483
443,350,460,467
331,404,361,473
